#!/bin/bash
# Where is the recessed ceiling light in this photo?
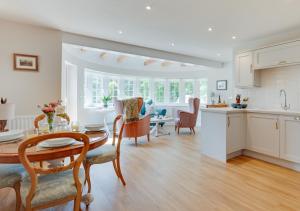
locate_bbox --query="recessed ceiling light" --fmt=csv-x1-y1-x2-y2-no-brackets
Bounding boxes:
171,42,175,46
145,5,151,10
208,27,213,31
232,36,236,40
118,30,123,34
217,53,221,56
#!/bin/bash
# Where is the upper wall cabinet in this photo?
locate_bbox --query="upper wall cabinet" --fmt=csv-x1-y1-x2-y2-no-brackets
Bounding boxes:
253,40,300,70
235,51,260,88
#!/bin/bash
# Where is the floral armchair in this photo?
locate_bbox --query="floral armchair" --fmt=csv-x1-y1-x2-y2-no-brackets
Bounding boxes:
114,97,151,146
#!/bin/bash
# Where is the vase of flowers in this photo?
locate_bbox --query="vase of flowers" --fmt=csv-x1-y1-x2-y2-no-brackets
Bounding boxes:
39,101,59,132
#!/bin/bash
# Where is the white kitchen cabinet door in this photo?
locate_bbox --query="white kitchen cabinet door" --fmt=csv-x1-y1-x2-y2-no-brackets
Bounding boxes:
253,40,300,70
280,116,300,163
235,52,259,88
246,114,280,157
227,113,246,154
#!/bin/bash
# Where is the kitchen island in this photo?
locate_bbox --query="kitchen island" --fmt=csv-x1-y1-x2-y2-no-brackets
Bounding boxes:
201,107,300,171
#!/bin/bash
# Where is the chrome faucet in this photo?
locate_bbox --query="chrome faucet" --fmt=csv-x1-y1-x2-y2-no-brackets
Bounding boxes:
280,89,290,111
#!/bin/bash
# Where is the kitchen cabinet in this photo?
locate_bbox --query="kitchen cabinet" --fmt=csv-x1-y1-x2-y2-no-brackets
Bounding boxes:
246,113,280,157
201,111,246,162
280,115,300,163
227,113,246,154
253,40,300,70
235,51,260,88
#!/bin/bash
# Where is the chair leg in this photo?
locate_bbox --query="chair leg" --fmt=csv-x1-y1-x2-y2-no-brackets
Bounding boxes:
192,127,195,134
134,137,137,146
177,127,180,134
147,133,150,142
83,162,92,193
112,160,120,178
13,182,21,211
175,125,177,131
116,157,126,186
73,196,81,211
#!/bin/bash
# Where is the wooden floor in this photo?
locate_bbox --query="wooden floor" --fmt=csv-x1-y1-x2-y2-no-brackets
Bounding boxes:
2,127,300,211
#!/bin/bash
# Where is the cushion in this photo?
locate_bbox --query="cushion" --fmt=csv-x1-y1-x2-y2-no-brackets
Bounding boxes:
85,145,116,164
157,109,167,116
140,103,146,116
21,169,85,208
146,99,153,105
0,164,25,189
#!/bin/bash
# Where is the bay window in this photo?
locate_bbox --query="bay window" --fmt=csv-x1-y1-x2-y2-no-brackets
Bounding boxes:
84,68,207,107
84,70,103,107
139,79,150,100
184,80,194,103
169,80,180,103
123,79,134,98
154,80,165,103
108,78,119,98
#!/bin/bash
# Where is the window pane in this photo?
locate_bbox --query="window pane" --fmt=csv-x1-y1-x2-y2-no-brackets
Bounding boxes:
184,80,194,103
139,79,150,100
124,79,134,98
199,79,208,104
108,79,119,98
169,80,179,103
84,70,103,107
154,81,165,103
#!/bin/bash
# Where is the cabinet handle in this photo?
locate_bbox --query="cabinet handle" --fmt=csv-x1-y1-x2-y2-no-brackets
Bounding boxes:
275,120,279,130
227,116,230,128
278,60,287,65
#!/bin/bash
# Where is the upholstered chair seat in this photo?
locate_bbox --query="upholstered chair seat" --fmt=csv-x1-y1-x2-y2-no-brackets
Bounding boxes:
86,145,116,165
0,164,24,211
20,169,85,208
0,164,24,189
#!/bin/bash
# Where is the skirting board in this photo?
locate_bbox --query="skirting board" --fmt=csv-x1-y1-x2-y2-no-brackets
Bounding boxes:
239,150,300,172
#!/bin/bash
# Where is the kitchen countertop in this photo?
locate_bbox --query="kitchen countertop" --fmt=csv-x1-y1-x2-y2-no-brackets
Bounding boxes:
201,107,300,116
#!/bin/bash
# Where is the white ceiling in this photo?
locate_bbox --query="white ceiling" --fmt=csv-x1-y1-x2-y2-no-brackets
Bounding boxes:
1,0,300,62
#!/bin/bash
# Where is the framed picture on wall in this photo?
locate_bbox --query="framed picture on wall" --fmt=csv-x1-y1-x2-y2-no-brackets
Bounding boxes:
13,53,39,71
216,80,227,90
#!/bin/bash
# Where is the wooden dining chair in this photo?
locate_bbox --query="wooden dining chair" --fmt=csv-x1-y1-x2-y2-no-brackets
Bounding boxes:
33,114,73,167
0,164,25,211
18,132,89,211
83,117,126,200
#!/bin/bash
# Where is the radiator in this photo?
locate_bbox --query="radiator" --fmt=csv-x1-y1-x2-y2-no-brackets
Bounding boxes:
7,115,35,130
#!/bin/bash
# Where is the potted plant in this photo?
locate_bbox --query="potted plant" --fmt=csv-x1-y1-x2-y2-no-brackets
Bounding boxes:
102,96,112,108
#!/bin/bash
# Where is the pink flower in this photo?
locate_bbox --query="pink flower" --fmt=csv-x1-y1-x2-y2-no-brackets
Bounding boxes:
42,107,55,113
49,102,58,108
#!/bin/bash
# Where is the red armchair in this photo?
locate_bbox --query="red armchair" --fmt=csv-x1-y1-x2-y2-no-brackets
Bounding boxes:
175,98,200,134
113,97,151,146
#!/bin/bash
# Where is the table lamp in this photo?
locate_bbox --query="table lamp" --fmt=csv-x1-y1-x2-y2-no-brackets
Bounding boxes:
0,98,15,132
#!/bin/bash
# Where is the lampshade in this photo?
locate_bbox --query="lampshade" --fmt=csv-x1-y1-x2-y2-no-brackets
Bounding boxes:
0,103,15,120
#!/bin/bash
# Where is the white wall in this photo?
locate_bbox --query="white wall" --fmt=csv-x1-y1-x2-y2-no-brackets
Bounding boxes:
0,20,62,115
